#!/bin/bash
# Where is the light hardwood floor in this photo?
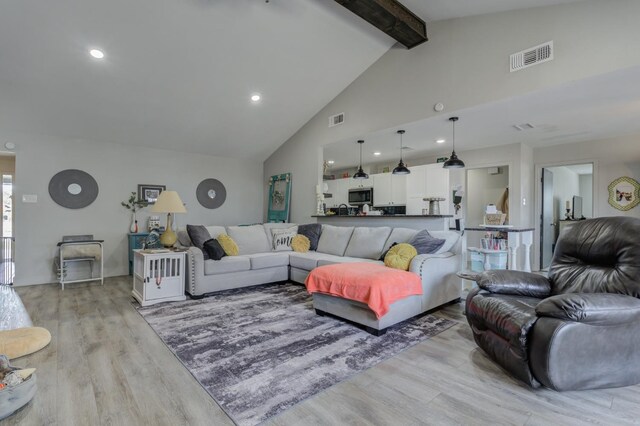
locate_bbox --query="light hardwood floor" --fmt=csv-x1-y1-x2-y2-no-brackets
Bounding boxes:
4,277,640,426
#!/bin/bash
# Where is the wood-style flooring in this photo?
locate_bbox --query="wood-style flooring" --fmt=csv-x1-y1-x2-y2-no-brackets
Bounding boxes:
4,277,640,426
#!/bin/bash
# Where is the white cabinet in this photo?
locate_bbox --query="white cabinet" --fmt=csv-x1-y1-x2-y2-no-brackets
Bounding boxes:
324,178,361,207
324,180,338,207
132,250,186,307
405,164,450,215
372,173,406,206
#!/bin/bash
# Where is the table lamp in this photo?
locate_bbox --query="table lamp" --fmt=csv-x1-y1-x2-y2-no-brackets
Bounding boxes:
150,190,187,247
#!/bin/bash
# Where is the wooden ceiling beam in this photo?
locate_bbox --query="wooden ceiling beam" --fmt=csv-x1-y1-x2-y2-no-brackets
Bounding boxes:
334,0,427,49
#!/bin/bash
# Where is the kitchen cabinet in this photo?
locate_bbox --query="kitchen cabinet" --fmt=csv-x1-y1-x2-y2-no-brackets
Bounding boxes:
323,179,338,207
405,164,450,215
324,178,361,207
373,173,406,206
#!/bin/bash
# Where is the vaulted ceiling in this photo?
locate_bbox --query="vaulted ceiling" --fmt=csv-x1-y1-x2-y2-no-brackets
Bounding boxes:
0,0,585,161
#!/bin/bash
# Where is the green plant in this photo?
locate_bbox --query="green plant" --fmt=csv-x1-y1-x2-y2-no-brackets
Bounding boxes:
121,192,146,213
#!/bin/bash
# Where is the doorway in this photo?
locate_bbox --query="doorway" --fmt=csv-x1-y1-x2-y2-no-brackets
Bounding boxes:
0,155,15,284
539,163,593,270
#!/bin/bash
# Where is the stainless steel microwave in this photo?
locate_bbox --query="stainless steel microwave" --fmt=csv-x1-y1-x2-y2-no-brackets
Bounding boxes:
348,187,373,205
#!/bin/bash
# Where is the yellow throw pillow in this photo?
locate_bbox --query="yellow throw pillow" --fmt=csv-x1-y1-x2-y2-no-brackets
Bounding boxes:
217,234,239,256
291,234,311,253
384,243,418,271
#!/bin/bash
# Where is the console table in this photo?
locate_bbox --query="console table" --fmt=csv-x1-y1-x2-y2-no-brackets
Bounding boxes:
464,226,534,272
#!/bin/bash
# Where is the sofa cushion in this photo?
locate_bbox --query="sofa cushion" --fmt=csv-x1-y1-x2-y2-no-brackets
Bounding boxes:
263,223,297,249
226,225,271,255
384,243,418,270
429,231,460,254
409,229,445,255
316,225,354,256
344,227,392,260
202,238,226,261
382,227,419,252
205,226,227,239
177,225,226,247
204,256,251,275
316,256,384,267
289,252,336,271
270,226,298,251
247,253,291,270
186,225,212,260
298,223,323,251
292,234,310,252
217,234,239,256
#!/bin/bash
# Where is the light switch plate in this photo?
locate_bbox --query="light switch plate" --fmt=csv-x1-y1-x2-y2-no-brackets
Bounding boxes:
22,194,37,203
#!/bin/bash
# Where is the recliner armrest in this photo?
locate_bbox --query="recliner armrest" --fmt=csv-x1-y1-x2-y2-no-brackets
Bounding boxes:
536,293,640,325
476,270,551,298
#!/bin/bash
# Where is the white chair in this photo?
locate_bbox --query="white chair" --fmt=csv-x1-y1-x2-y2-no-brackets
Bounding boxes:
54,235,104,290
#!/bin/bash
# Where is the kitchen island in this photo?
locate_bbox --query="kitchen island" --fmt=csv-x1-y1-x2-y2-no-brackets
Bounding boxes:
311,214,453,231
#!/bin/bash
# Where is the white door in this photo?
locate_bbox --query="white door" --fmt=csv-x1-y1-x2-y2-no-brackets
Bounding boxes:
541,168,555,269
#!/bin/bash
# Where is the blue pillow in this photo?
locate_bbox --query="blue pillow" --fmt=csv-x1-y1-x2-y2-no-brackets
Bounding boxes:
409,230,445,255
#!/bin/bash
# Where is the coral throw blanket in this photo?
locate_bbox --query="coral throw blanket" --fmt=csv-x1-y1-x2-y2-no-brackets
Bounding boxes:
305,263,423,319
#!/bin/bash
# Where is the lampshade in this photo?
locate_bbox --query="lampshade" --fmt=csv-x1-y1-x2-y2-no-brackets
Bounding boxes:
443,117,466,169
353,140,369,180
151,191,187,213
392,130,411,175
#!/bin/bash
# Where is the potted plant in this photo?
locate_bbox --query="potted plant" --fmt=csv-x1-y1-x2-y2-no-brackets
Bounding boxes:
121,192,146,233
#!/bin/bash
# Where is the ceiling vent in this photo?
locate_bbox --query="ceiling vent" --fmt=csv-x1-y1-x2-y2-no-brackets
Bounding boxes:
510,41,553,72
513,123,536,131
328,113,345,128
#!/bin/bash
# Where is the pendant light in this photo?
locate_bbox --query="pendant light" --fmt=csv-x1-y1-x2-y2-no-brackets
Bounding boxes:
443,117,465,169
392,130,411,175
353,140,369,179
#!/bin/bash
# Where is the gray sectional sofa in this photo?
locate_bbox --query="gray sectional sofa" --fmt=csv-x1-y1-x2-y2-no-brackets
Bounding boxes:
177,223,462,332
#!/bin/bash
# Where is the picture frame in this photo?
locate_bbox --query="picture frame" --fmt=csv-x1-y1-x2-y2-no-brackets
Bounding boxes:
607,176,639,211
138,184,166,205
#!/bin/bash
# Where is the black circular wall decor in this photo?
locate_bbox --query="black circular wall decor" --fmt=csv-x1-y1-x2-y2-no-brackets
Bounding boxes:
48,169,99,209
196,178,226,209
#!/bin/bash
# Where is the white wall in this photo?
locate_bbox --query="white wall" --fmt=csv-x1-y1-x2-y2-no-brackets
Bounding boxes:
545,166,580,221
466,167,509,227
579,174,594,217
10,132,264,286
264,0,640,223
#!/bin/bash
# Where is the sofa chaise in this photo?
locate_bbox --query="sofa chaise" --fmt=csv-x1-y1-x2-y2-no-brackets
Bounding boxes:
177,223,462,332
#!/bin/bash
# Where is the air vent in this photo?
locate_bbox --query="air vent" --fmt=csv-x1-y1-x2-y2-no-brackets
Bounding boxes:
328,113,345,127
513,123,536,131
510,41,553,72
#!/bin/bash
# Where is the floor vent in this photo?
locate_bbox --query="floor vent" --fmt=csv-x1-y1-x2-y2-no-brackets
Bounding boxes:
510,41,553,72
328,113,345,127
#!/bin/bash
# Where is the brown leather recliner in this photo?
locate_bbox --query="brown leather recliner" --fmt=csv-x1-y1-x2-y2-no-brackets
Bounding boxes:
465,216,640,391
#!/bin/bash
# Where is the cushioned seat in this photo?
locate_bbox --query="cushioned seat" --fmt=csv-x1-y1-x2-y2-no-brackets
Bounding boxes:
204,256,251,275
289,252,336,270
247,253,291,270
317,256,383,267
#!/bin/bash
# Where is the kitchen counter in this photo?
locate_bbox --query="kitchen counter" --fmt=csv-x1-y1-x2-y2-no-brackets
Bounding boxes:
312,214,453,231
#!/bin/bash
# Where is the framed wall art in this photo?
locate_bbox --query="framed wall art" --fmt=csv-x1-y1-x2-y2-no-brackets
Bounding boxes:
138,184,166,205
607,176,639,211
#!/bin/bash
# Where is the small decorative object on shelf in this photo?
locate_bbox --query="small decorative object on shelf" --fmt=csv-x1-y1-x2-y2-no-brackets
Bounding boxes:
148,216,160,231
121,191,146,232
452,185,464,216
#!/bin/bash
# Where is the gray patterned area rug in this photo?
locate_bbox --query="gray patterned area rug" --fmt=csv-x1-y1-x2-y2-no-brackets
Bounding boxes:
137,283,456,426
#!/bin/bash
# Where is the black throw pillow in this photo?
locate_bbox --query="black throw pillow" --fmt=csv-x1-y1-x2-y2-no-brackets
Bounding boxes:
186,224,212,260
379,242,398,261
298,223,322,251
408,229,445,255
203,238,226,261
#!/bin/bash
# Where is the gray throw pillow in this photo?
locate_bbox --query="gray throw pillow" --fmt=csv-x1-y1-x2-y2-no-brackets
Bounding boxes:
409,229,445,255
298,223,322,251
203,238,226,261
187,225,212,260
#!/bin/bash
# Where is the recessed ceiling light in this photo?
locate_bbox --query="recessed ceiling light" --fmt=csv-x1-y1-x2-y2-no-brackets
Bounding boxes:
327,160,335,165
373,152,381,156
251,94,261,102
89,49,105,59
436,139,446,144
